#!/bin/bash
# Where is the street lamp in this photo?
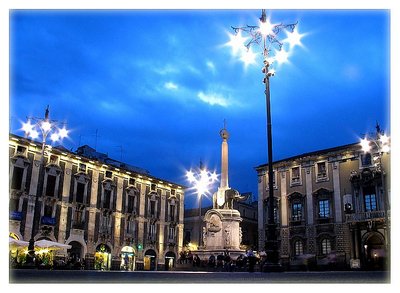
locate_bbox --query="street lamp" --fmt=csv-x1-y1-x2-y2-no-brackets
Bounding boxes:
186,162,218,248
360,123,390,267
21,106,69,265
228,10,303,268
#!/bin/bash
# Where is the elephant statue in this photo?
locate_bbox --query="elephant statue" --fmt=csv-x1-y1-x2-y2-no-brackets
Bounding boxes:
224,188,249,209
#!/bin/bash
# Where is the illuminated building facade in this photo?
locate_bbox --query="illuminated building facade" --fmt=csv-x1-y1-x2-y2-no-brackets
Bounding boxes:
9,134,185,271
256,142,390,270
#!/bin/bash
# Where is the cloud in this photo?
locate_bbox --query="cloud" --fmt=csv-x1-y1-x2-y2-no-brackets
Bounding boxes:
206,61,216,74
197,91,229,107
164,82,179,90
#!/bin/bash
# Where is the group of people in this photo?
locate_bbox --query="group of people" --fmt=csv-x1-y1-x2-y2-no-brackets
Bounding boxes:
179,249,266,272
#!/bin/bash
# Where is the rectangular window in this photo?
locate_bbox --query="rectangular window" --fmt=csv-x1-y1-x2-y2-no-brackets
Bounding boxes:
104,190,111,209
45,174,57,197
126,220,135,235
150,200,156,216
321,239,331,255
169,226,175,240
317,162,327,179
292,203,302,221
11,166,24,190
365,194,377,212
127,195,135,213
16,145,26,155
319,200,330,218
44,204,53,217
295,241,303,256
74,209,83,228
105,171,112,178
361,153,372,167
79,163,86,172
169,205,175,222
76,182,85,203
291,167,300,184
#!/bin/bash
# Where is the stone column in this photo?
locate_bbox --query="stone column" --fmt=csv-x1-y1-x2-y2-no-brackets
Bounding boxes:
87,169,99,253
58,162,72,243
333,162,342,223
158,190,166,262
257,172,266,250
113,177,124,250
305,167,313,225
24,154,42,240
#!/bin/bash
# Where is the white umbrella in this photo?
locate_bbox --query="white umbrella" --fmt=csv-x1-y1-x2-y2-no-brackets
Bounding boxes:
35,239,71,250
9,237,29,249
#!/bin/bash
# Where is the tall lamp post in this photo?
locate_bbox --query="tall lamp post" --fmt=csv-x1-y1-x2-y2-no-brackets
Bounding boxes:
21,106,69,265
228,10,303,268
186,162,218,249
360,123,390,268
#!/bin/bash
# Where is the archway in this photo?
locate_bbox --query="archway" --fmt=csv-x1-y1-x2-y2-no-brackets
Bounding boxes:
94,244,112,270
144,249,157,271
120,246,136,271
164,251,176,271
68,241,84,261
363,232,386,270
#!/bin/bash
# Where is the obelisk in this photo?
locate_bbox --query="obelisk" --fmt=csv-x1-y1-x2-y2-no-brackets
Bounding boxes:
215,124,230,208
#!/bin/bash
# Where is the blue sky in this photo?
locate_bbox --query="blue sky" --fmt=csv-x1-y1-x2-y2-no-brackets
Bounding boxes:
8,9,391,209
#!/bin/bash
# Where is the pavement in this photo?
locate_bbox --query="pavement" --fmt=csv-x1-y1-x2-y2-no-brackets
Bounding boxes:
9,269,390,284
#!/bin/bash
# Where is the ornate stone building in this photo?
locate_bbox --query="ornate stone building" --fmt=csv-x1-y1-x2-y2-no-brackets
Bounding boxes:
9,134,185,270
256,140,390,270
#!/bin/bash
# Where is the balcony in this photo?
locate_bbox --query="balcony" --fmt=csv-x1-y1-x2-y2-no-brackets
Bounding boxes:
345,210,386,223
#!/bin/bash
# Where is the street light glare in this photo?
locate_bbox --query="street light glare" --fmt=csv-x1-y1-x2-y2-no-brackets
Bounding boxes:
284,27,305,49
41,121,52,132
360,138,371,153
274,48,290,65
226,31,247,56
240,47,257,67
379,134,389,145
186,170,196,183
21,120,34,134
258,18,276,36
50,133,60,142
58,127,69,139
29,129,39,140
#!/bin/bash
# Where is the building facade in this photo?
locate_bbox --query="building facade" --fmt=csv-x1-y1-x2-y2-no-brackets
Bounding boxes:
256,142,390,270
9,134,185,270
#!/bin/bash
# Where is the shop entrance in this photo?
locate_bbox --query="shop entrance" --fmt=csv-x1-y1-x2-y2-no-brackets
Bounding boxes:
120,246,136,271
94,244,112,270
164,251,176,270
144,249,157,271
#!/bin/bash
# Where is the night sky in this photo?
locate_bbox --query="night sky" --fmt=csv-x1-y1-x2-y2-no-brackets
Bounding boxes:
8,8,391,209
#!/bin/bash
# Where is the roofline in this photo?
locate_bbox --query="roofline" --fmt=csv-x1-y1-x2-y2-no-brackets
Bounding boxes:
255,142,360,170
9,133,187,190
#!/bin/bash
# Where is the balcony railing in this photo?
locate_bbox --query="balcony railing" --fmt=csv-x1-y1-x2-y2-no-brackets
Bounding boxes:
345,210,386,222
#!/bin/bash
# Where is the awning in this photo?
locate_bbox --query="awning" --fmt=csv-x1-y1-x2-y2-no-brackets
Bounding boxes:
35,239,72,250
9,237,29,249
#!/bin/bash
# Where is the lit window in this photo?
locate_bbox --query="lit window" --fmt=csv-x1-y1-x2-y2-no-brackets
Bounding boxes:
292,202,302,221
291,166,301,184
321,239,331,255
294,240,303,256
319,200,330,218
316,162,327,180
